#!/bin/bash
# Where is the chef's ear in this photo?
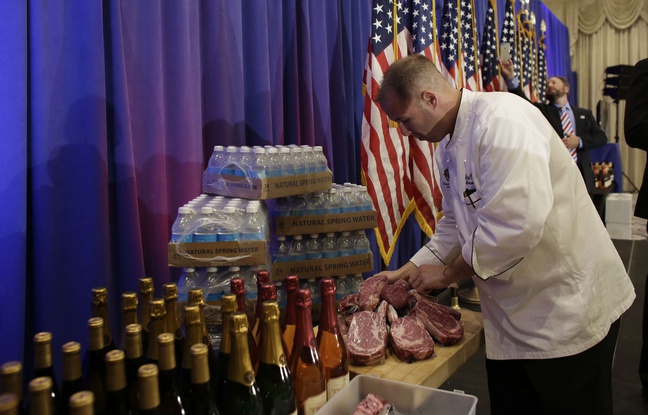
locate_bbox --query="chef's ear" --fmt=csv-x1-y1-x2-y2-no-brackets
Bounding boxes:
421,90,436,107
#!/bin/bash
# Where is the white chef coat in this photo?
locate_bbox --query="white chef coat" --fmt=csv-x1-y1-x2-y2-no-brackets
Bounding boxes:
410,90,635,360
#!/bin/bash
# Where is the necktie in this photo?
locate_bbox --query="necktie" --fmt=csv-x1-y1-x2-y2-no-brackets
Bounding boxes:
559,106,577,162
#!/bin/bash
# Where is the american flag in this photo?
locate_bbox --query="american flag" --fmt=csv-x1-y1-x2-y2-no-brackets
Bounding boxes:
480,0,500,92
537,30,548,102
500,0,519,84
361,0,414,264
439,0,461,88
519,11,534,99
459,0,481,91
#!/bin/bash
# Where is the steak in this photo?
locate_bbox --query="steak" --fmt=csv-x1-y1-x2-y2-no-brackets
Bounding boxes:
387,304,435,362
380,279,411,309
344,300,388,365
358,275,389,311
338,293,359,315
413,295,464,346
352,393,393,415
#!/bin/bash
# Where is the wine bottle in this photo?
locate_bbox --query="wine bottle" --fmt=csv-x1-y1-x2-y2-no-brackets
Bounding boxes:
0,393,19,415
281,276,299,358
59,342,84,415
139,277,154,353
27,377,54,415
288,289,326,415
256,301,297,415
137,364,161,415
68,391,94,415
91,287,116,351
120,292,139,350
124,324,146,414
83,317,107,415
188,344,220,415
162,283,185,367
218,313,262,414
230,279,258,378
316,278,349,400
179,305,202,404
214,294,236,404
32,332,60,411
0,362,24,415
251,271,271,341
253,284,277,371
156,333,185,415
186,289,218,395
146,299,167,365
105,350,133,415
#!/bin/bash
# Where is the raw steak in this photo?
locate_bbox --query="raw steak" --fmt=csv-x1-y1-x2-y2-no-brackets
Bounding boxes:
338,293,359,315
344,301,388,365
352,393,393,415
380,279,411,309
358,275,389,311
387,304,435,362
412,291,461,321
413,294,464,346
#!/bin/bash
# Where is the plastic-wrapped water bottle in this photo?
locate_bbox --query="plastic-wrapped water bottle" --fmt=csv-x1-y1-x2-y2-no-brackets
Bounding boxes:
193,206,218,242
242,204,265,240
290,194,308,216
353,230,371,254
221,145,238,177
171,206,194,243
357,186,374,211
313,145,329,172
301,146,316,174
288,234,307,261
305,191,326,216
325,188,342,214
274,235,291,262
266,147,283,178
275,281,287,308
349,273,365,294
340,187,358,213
335,275,350,301
216,206,239,241
177,267,200,302
291,147,307,175
207,145,226,175
238,146,253,177
305,233,323,260
338,231,354,257
275,197,292,217
279,147,295,176
251,147,269,179
322,232,339,258
304,277,322,323
204,267,228,301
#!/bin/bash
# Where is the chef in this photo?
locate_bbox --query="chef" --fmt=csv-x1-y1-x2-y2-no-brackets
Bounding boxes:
374,55,635,415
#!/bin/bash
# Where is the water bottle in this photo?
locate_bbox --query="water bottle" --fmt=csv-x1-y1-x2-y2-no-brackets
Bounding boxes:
279,147,295,176
340,187,358,213
171,206,194,243
305,233,323,260
291,147,307,175
357,186,374,211
288,235,307,261
251,147,269,179
275,281,287,308
305,277,322,324
350,273,365,294
335,275,350,301
241,266,258,301
290,194,308,216
194,206,218,242
274,235,291,262
238,146,253,178
221,145,238,177
216,206,239,241
207,145,227,175
178,267,201,302
338,231,354,257
204,267,228,301
313,145,329,172
242,204,265,240
305,191,326,216
322,232,339,258
353,230,371,254
301,146,316,174
275,197,292,217
325,188,342,214
266,147,283,177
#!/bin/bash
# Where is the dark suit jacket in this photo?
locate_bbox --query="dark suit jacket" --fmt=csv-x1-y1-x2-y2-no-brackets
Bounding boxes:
624,58,648,219
508,85,608,192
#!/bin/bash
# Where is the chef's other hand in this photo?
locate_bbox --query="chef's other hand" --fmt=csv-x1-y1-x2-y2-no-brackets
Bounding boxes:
374,261,417,284
408,265,447,294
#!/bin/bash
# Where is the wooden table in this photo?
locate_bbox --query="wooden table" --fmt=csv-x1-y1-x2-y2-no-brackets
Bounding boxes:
349,308,484,389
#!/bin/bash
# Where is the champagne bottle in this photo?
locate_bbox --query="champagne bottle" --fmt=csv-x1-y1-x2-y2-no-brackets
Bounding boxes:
179,305,202,404
230,278,258,369
288,289,326,415
139,277,154,353
251,271,271,341
83,317,107,415
0,393,19,415
188,344,220,415
316,278,349,400
187,289,218,395
105,350,133,415
256,301,297,415
27,377,54,415
146,299,167,365
120,292,139,350
281,276,299,358
162,283,185,367
218,313,261,414
124,324,146,413
253,284,277,371
68,391,94,415
0,362,24,415
214,294,236,403
156,333,185,415
137,364,161,415
59,342,84,415
91,287,116,351
33,332,60,411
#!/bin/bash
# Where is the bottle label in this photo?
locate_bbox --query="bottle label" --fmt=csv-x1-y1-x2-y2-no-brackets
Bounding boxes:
326,373,349,400
302,390,327,415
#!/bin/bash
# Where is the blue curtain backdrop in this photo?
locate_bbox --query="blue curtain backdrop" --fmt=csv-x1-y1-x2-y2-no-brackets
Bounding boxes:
0,0,569,371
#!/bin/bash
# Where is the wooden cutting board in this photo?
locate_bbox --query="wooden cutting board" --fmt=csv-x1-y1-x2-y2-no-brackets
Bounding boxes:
349,308,484,389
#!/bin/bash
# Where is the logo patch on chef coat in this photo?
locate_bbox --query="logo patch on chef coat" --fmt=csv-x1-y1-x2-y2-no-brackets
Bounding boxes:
442,168,450,188
463,174,480,208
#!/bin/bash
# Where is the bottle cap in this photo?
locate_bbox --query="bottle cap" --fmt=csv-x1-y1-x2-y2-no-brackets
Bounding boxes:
163,283,178,300
320,278,336,296
105,349,125,364
206,267,218,273
138,364,158,379
149,299,166,318
69,391,94,409
125,323,142,336
253,147,266,154
190,343,208,357
122,292,138,311
284,275,299,291
178,206,191,215
62,341,81,355
183,305,201,325
88,317,104,329
28,376,52,393
200,206,214,215
33,332,52,344
262,301,280,322
0,393,19,411
221,294,237,313
230,278,245,295
0,361,21,376
296,289,312,309
260,283,277,302
91,287,108,304
139,277,154,294
226,146,237,153
240,146,251,153
187,289,205,306
294,235,302,240
230,312,249,334
257,271,270,285
310,234,319,238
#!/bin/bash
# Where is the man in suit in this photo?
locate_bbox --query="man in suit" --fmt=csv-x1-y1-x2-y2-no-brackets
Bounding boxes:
501,60,608,193
624,57,648,397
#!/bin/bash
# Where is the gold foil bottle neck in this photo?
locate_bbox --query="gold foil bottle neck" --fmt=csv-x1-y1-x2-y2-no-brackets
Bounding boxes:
187,289,205,306
68,391,94,414
33,332,53,370
122,292,138,311
183,305,201,325
0,362,22,401
125,324,143,360
228,313,256,387
137,364,160,411
28,376,52,393
0,393,19,412
230,312,249,334
262,301,280,322
157,333,176,371
139,277,154,295
92,287,108,304
105,350,126,392
221,294,237,313
260,301,286,368
149,299,166,318
190,344,210,384
163,283,178,300
87,317,105,351
62,342,82,382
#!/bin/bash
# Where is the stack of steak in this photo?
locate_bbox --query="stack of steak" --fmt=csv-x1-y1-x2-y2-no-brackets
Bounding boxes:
340,275,464,365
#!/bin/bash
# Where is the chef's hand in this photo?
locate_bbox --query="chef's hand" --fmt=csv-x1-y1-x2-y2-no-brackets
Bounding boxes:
374,261,417,284
408,265,448,294
562,134,580,150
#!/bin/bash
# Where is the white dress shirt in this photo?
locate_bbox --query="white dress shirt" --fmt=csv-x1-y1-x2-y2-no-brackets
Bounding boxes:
410,90,635,360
